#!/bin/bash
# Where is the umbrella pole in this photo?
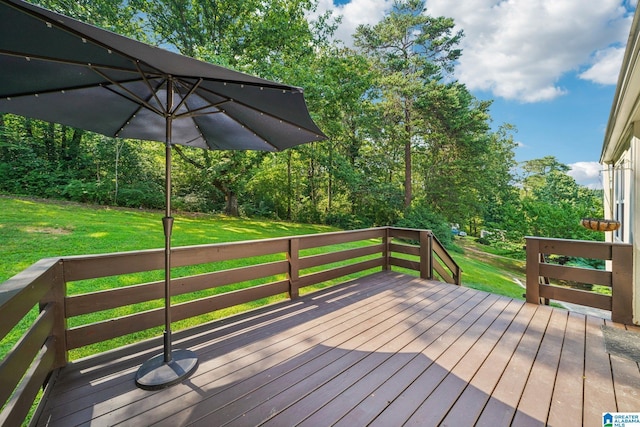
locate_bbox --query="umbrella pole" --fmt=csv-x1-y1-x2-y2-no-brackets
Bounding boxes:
162,139,173,364
135,78,198,390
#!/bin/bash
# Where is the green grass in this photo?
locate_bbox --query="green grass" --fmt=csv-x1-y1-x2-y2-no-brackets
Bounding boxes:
0,195,335,283
452,237,527,299
453,253,526,299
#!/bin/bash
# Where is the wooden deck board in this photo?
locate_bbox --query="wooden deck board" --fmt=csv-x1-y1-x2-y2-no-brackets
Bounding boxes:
368,295,508,426
130,274,447,427
34,271,635,427
256,285,473,426
197,281,475,426
297,287,480,427
403,299,524,426
547,311,587,426
512,307,568,426
471,304,553,426
335,291,495,426
438,302,537,426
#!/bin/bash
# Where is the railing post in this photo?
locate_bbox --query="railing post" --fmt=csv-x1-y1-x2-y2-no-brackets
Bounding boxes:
419,230,432,280
611,244,633,324
39,260,68,369
525,237,541,304
383,227,391,271
287,238,299,299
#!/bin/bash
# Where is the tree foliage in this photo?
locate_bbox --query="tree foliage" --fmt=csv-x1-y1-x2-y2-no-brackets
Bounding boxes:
354,0,463,208
0,0,603,249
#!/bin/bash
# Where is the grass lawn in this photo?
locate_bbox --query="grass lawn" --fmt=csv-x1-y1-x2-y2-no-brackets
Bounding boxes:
0,195,336,283
452,237,527,300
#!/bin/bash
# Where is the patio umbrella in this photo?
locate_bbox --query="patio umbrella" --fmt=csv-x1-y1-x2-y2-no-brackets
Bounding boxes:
0,0,326,390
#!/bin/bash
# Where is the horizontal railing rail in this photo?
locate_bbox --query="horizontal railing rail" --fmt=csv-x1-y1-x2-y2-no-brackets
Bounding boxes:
525,236,633,324
0,226,459,426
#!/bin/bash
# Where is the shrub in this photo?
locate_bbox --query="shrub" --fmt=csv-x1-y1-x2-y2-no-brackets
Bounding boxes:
178,193,218,213
324,212,364,230
62,180,110,204
476,237,491,246
117,182,164,209
395,204,452,247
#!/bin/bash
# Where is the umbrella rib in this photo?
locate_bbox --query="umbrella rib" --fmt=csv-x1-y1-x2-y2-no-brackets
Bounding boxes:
172,78,204,116
0,75,151,99
4,44,302,92
172,94,232,119
174,107,224,120
91,66,165,116
135,61,167,115
0,48,162,78
218,112,279,151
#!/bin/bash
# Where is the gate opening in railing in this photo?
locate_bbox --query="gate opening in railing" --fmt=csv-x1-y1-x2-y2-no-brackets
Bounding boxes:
525,236,633,324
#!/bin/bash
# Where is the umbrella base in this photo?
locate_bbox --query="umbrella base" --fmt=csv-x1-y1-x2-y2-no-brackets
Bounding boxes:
135,349,198,390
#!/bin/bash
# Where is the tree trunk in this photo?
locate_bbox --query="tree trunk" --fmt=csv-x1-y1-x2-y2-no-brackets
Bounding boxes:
404,141,411,208
45,122,56,162
328,144,333,212
64,128,84,163
287,150,292,220
114,139,123,204
225,190,239,216
404,104,412,208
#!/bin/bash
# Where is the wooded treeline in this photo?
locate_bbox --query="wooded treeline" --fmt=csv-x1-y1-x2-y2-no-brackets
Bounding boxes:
0,0,603,247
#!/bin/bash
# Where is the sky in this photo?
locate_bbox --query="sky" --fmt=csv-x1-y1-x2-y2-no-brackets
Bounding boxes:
312,0,637,189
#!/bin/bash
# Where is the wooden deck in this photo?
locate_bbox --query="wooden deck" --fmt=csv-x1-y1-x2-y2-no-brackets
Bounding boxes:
35,271,640,427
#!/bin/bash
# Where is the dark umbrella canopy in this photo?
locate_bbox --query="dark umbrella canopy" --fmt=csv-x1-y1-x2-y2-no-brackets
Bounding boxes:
0,0,325,149
0,0,325,390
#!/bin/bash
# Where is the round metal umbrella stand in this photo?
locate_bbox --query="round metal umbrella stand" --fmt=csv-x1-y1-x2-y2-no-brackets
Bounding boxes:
135,348,198,390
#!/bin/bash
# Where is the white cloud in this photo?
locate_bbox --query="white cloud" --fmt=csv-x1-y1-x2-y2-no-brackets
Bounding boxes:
568,161,604,189
313,0,393,45
425,0,632,103
578,46,626,85
314,1,633,103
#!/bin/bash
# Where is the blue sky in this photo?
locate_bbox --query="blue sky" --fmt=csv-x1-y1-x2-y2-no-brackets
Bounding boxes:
315,0,637,188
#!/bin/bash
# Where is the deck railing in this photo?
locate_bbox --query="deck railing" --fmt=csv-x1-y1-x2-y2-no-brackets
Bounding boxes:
0,226,459,426
525,236,633,324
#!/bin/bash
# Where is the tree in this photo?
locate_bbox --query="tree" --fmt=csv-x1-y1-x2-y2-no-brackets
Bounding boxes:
414,81,495,227
521,163,603,241
479,124,524,239
298,47,376,219
33,0,144,39
520,155,570,195
354,0,462,208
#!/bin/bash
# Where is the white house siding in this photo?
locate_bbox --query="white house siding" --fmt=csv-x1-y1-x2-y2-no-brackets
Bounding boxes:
601,7,640,324
631,134,639,323
604,139,637,324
